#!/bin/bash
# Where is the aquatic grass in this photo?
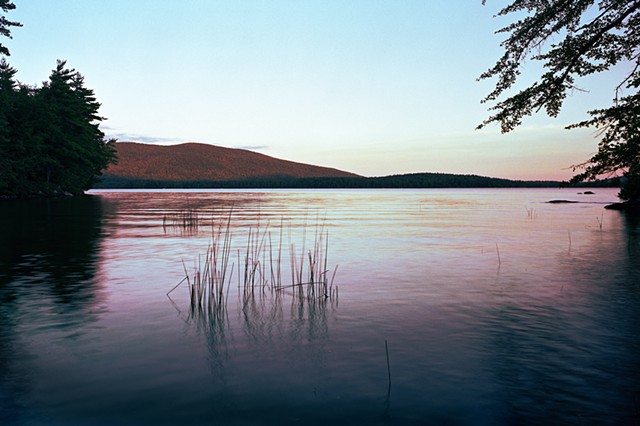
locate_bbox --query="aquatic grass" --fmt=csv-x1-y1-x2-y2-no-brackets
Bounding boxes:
284,216,338,303
238,214,338,305
173,211,339,324
241,216,272,297
180,211,235,323
525,206,536,220
268,220,284,292
595,212,604,231
385,340,392,395
163,207,200,234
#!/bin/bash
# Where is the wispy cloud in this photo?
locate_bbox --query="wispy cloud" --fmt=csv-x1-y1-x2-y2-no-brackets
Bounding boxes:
234,145,270,151
104,132,184,145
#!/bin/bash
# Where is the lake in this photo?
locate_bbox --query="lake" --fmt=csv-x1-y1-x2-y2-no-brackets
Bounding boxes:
1,188,639,425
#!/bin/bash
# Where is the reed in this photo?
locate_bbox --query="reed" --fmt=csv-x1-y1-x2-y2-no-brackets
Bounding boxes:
385,339,392,394
595,212,604,231
280,218,338,306
181,211,235,323
525,206,536,220
174,211,339,324
163,207,200,233
240,217,273,300
268,220,284,291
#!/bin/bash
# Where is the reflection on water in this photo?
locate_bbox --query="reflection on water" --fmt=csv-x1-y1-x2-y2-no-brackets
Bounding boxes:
180,287,337,383
1,188,640,425
0,195,106,425
484,211,640,425
0,196,104,304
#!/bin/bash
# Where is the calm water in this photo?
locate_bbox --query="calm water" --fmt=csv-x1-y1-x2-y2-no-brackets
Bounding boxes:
1,188,639,425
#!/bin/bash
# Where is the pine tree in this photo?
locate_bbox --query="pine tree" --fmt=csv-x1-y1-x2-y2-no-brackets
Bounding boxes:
36,60,116,194
0,0,21,56
1,2,116,197
0,57,18,193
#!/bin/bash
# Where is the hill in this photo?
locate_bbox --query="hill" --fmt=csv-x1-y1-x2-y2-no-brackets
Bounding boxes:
101,142,360,182
95,142,618,190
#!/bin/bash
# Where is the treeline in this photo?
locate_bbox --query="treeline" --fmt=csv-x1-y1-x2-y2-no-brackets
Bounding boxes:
0,59,116,197
94,172,596,189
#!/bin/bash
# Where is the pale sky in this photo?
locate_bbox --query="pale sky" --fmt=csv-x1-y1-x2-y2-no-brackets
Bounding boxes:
4,0,629,180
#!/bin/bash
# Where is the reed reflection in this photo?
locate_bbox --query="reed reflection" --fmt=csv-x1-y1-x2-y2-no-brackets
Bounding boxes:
168,210,339,376
240,287,335,346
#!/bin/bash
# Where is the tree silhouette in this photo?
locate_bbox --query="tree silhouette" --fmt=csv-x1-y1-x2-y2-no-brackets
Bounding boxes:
0,59,117,196
0,0,20,56
36,61,118,194
479,1,640,202
0,3,116,197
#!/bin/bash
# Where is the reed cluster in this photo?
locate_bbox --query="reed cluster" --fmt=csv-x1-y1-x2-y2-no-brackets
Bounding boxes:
163,208,200,233
525,206,536,220
173,212,339,323
281,219,339,304
182,214,234,323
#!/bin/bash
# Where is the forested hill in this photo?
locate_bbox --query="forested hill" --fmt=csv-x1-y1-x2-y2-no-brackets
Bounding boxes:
95,142,576,189
96,171,566,189
102,142,360,182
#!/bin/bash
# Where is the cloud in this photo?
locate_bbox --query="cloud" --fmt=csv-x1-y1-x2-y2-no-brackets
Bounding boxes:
234,145,270,151
104,132,185,145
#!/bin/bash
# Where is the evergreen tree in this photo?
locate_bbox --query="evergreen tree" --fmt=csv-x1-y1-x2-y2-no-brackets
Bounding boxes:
0,0,20,56
1,2,116,197
0,57,18,193
36,60,117,194
0,59,117,197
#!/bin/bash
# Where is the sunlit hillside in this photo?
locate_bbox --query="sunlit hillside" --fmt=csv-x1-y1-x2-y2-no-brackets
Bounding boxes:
103,142,360,182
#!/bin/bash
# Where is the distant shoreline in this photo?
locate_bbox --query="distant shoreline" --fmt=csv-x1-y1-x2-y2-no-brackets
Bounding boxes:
93,172,619,190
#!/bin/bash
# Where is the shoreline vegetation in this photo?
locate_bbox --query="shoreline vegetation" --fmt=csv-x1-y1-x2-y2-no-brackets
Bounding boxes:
93,172,619,191
1,170,619,200
168,211,339,327
92,173,635,212
0,60,117,199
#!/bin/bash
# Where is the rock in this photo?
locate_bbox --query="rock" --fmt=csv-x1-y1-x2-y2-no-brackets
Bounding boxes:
605,198,640,213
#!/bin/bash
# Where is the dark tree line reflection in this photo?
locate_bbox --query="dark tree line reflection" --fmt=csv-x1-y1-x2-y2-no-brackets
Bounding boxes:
0,196,105,304
0,195,106,425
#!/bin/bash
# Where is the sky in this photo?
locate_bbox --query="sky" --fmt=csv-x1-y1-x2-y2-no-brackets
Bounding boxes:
3,0,630,180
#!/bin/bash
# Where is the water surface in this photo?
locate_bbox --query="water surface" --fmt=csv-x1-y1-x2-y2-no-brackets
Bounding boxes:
1,188,639,425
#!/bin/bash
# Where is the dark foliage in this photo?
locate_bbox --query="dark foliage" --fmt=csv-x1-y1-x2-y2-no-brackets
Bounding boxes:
1,3,115,197
0,59,117,197
480,1,640,200
94,172,572,190
0,0,20,56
